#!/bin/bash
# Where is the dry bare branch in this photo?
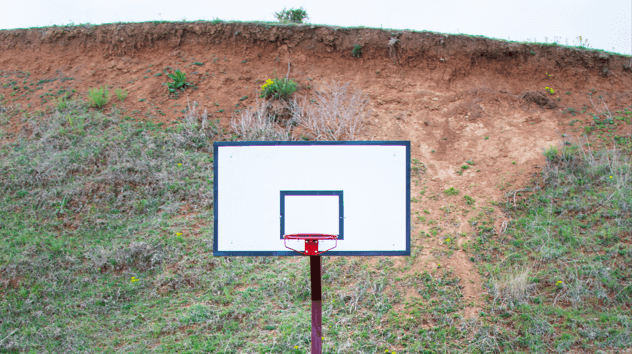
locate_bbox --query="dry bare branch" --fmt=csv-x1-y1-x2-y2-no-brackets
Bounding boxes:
293,81,371,141
231,99,290,141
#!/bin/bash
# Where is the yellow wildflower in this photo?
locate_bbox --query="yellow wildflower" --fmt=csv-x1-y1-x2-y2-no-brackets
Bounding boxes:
131,277,139,282
176,232,183,236
261,79,274,90
294,346,299,349
178,163,182,166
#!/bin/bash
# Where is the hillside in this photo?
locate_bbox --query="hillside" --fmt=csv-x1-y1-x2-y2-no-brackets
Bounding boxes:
0,21,631,353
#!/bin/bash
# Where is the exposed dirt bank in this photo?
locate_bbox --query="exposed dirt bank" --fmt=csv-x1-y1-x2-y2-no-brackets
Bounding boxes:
1,21,631,317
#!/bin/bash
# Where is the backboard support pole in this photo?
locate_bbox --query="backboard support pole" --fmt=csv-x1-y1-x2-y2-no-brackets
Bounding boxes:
310,256,322,354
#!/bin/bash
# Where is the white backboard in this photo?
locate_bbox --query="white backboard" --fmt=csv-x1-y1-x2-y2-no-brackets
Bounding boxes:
213,141,410,256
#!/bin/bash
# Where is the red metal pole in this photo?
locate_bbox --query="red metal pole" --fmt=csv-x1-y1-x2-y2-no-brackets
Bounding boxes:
310,256,322,354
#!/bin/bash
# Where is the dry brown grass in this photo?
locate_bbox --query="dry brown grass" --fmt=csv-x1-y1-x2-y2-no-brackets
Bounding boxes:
290,81,371,141
230,99,291,141
490,267,534,311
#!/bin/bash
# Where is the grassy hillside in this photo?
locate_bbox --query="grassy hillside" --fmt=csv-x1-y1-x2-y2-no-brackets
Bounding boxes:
0,99,631,353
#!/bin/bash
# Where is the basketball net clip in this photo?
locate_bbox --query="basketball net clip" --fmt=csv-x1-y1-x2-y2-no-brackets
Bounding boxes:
283,234,338,256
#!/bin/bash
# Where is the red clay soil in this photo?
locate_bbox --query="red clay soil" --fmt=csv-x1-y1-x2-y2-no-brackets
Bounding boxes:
1,21,631,316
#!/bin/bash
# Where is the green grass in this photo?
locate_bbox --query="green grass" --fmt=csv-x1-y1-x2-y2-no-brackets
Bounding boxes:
1,97,630,352
483,141,632,352
114,88,128,101
87,86,109,108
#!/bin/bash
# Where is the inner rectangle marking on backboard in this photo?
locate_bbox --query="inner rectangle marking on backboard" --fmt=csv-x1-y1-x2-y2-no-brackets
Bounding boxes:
280,191,344,240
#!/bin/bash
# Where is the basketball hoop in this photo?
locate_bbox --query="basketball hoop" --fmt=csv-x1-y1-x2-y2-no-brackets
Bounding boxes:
283,234,338,256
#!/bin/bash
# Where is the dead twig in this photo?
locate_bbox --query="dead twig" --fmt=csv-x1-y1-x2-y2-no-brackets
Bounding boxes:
0,329,18,345
587,191,617,215
505,187,538,206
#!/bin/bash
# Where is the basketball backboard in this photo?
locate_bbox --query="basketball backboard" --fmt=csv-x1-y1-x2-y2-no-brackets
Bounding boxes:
213,141,410,256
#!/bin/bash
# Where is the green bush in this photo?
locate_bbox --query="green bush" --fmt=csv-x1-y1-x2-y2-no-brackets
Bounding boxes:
543,145,558,161
352,45,363,58
87,86,109,108
166,69,191,95
260,77,297,100
274,7,309,24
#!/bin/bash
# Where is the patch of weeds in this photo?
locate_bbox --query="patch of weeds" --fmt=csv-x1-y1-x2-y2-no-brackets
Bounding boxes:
543,145,558,161
115,88,128,101
87,86,109,108
456,164,470,175
55,96,69,110
260,77,297,100
351,44,362,58
411,158,426,176
444,187,459,196
463,195,475,205
192,62,204,66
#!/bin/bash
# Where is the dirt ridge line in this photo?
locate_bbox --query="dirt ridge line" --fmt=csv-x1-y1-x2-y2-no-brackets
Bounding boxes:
1,21,629,77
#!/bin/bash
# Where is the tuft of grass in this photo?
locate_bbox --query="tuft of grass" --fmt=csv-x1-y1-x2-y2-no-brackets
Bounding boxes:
56,96,69,110
115,88,128,101
444,187,459,196
490,268,534,311
351,44,363,58
87,86,109,108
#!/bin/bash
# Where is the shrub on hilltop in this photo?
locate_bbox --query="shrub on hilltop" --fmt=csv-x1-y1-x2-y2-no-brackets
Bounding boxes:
274,7,309,24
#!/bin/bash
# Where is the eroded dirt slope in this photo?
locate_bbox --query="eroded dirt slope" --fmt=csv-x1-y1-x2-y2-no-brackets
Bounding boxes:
1,21,630,317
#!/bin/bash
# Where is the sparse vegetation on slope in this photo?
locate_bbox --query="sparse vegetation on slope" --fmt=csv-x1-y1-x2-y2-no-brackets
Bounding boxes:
473,140,632,352
1,18,631,353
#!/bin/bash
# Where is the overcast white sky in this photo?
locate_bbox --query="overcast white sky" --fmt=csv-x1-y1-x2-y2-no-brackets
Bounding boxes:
2,0,631,55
